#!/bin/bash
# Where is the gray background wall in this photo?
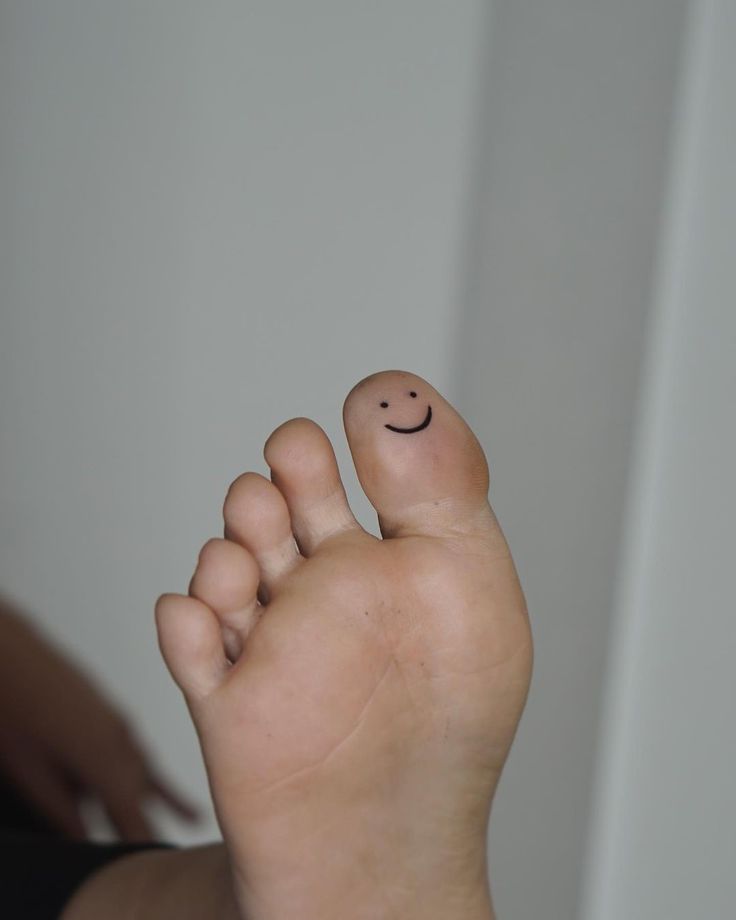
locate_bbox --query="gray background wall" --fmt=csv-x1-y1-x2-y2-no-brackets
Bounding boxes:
583,2,736,915
1,2,733,918
457,2,689,917
0,0,484,852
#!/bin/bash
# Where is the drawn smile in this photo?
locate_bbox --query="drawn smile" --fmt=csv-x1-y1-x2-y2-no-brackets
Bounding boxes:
385,405,432,434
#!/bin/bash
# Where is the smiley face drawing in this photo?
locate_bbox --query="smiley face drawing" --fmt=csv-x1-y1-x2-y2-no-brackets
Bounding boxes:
380,390,433,434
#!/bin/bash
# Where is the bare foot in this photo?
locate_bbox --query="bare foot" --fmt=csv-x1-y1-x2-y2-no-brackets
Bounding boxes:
156,371,532,920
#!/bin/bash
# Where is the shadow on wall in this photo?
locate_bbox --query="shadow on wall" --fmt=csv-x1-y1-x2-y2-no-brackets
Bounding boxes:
451,1,690,918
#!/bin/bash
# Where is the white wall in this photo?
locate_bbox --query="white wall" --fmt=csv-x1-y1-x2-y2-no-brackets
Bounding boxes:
582,1,736,916
0,0,485,844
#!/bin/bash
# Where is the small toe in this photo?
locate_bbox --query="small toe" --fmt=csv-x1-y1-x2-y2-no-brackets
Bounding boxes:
155,593,228,702
264,418,361,555
223,472,300,599
189,538,261,661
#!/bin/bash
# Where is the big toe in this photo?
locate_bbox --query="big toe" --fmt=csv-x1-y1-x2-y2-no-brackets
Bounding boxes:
343,370,494,539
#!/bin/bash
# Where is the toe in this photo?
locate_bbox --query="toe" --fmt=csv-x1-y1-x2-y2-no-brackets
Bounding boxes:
155,593,228,702
343,370,496,539
264,418,361,555
223,472,299,599
189,538,260,661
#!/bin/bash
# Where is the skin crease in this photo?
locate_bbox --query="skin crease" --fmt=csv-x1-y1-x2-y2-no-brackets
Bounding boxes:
64,370,532,920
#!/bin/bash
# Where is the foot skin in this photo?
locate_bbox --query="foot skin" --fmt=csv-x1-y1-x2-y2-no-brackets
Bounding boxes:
156,371,532,920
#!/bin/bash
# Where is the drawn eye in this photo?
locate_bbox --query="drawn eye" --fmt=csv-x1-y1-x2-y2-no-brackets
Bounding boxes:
380,401,389,408
410,391,417,398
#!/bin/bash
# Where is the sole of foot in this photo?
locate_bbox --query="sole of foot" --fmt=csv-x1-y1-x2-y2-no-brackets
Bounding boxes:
156,370,532,920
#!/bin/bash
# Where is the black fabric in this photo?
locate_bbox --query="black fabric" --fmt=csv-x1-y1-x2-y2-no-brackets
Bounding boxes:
0,777,171,919
0,832,171,919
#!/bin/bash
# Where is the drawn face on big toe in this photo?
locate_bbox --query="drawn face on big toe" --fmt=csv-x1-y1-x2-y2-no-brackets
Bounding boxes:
343,371,490,531
380,386,433,434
